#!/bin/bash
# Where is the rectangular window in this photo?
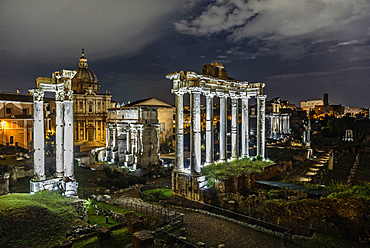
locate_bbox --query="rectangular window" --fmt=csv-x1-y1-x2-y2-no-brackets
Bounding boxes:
160,122,165,132
23,108,28,114
11,121,17,129
6,108,11,114
89,105,93,112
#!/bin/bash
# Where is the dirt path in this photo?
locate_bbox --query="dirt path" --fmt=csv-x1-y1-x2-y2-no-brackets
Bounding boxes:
177,208,284,248
111,179,285,247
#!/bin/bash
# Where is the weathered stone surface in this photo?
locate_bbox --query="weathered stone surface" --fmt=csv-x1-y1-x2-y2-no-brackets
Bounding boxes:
201,63,229,79
124,211,143,234
0,172,10,196
96,226,111,240
132,230,154,248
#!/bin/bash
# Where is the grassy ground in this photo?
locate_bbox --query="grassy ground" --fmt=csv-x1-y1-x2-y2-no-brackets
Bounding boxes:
143,188,173,198
74,164,109,197
0,191,86,248
71,227,131,248
202,158,273,180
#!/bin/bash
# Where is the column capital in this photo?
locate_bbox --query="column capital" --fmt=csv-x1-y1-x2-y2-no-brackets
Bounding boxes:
65,90,73,101
240,92,251,99
55,90,65,101
188,87,202,94
216,90,227,98
174,89,186,96
257,94,267,100
30,89,44,101
203,88,216,98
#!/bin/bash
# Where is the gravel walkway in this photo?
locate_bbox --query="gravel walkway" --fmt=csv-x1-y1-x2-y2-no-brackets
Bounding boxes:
177,208,284,248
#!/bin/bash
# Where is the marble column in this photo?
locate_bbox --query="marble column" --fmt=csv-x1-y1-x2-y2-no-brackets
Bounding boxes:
231,97,239,159
190,90,201,175
219,94,227,162
31,89,46,181
257,95,266,158
279,116,283,135
106,125,111,159
64,90,74,179
112,125,117,151
287,115,290,133
241,96,249,157
175,92,184,171
55,90,65,178
205,93,214,164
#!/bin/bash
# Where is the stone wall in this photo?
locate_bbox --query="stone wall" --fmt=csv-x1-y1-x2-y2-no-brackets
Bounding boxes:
219,192,370,241
256,163,279,180
0,172,10,195
215,173,255,194
172,171,207,202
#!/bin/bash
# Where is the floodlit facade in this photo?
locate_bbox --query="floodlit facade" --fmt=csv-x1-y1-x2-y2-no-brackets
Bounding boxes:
71,50,114,145
0,92,51,150
105,105,160,169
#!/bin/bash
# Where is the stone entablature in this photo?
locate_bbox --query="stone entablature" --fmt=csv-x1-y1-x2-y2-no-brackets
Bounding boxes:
105,106,159,169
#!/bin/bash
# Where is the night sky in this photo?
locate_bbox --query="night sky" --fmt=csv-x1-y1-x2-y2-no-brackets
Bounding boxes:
0,0,369,107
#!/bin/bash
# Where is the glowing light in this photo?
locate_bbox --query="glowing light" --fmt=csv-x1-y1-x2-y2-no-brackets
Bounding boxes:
1,121,6,129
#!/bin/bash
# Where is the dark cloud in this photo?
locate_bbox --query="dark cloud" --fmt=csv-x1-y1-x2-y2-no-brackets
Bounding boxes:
0,0,182,61
0,0,369,108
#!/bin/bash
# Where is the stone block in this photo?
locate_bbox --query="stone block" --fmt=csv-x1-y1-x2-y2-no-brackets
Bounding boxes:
132,230,154,248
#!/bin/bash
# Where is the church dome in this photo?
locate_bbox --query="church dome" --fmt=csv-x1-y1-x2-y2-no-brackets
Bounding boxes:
71,49,100,94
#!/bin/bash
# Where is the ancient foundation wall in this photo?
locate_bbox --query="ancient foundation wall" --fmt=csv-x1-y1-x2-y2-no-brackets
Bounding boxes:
172,171,206,202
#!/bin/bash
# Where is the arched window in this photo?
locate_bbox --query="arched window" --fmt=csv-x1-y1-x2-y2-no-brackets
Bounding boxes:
10,136,14,144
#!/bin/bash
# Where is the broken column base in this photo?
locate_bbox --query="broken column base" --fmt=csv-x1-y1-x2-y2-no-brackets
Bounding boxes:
132,230,154,248
172,171,206,202
30,178,78,197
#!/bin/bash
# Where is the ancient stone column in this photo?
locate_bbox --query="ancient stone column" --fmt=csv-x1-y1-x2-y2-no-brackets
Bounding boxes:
55,90,65,178
219,94,227,162
112,125,117,151
190,90,201,175
287,115,290,133
175,92,184,171
31,89,46,181
106,125,111,159
279,116,283,135
241,96,249,157
257,95,266,158
205,92,214,164
64,90,74,179
231,97,239,159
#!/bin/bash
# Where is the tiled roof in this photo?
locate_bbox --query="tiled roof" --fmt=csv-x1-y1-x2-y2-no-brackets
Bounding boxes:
0,92,53,102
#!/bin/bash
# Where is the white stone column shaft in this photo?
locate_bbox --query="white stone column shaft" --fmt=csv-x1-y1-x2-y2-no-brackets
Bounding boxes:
219,95,227,162
55,91,65,178
32,89,46,181
257,95,266,158
287,116,290,133
112,125,117,150
175,92,184,171
279,116,283,135
64,91,74,179
190,91,201,175
205,94,214,164
231,97,238,159
241,97,249,157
